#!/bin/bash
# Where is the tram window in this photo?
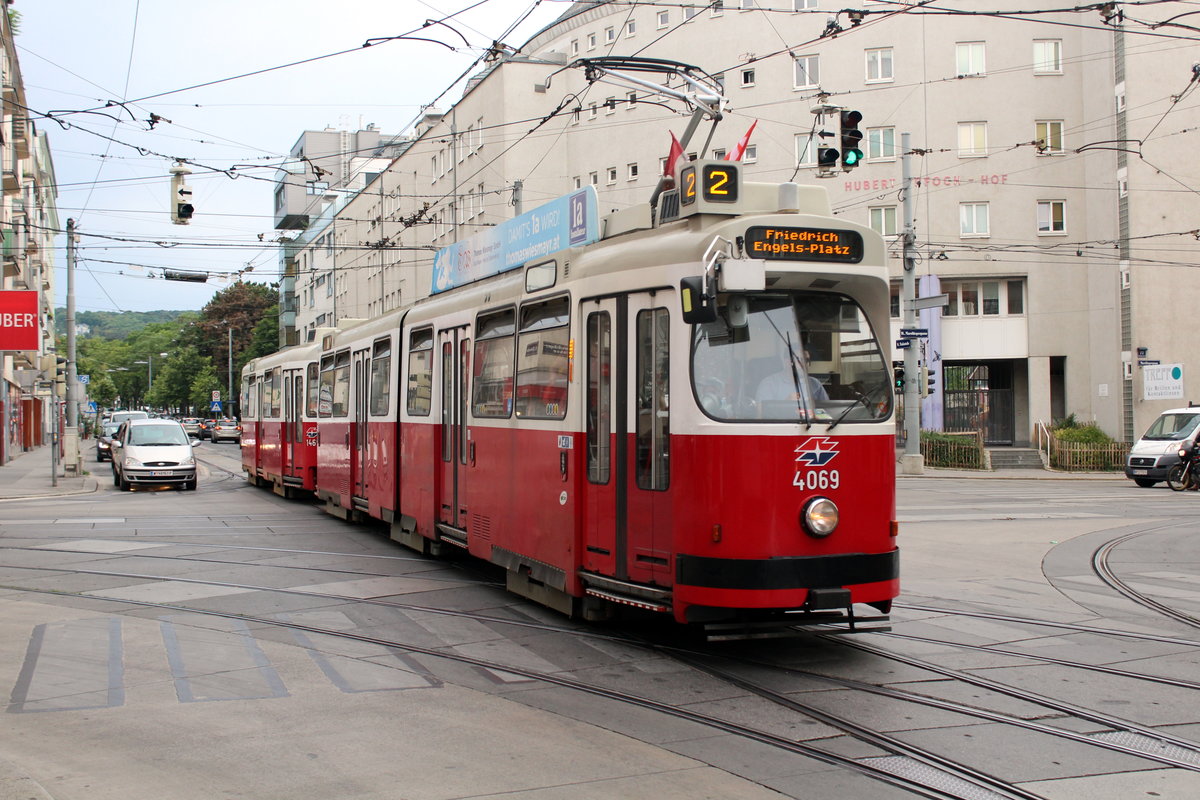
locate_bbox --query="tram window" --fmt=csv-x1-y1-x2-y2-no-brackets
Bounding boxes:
261,368,279,418
271,368,283,417
369,337,391,416
441,342,453,461
306,363,319,417
242,377,256,420
636,308,670,491
472,308,515,418
318,354,335,417
516,296,570,420
586,311,611,484
691,293,893,424
332,350,351,417
407,328,433,416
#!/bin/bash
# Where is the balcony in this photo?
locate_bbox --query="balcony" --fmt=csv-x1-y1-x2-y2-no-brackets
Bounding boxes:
1,227,16,278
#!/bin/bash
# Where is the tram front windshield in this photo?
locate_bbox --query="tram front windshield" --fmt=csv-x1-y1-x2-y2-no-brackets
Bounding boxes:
692,292,892,423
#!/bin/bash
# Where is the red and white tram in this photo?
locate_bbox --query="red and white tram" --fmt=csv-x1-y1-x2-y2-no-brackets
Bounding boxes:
242,161,899,633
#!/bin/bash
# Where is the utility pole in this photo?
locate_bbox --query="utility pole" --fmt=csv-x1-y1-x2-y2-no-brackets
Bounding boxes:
64,218,81,475
899,133,923,475
227,324,233,418
512,179,523,216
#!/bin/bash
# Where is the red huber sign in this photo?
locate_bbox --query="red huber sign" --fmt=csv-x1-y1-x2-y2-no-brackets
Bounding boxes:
0,291,40,351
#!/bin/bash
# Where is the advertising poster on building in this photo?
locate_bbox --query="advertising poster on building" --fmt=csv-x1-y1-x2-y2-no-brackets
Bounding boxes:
0,291,40,351
1143,363,1184,401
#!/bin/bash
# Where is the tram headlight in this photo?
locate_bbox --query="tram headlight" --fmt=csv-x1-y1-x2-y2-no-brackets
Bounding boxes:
802,497,839,538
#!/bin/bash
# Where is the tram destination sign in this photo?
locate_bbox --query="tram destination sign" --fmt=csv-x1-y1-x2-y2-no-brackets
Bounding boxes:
743,226,864,263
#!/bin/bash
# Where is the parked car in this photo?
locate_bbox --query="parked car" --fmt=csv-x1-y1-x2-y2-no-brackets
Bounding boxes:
111,418,199,491
95,422,121,462
109,410,150,426
1125,407,1200,487
210,418,242,443
180,417,203,438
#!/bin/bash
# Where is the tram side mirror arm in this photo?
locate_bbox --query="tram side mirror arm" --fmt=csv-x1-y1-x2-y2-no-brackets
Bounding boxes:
680,276,717,325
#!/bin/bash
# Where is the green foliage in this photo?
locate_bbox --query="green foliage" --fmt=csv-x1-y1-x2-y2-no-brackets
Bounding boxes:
1053,423,1113,445
1053,413,1080,430
920,430,985,469
188,363,222,412
57,309,190,340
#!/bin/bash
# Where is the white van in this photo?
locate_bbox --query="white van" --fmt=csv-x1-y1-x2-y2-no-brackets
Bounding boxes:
109,410,150,426
1125,407,1200,486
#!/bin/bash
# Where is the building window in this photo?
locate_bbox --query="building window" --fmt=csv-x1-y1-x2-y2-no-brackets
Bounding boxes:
866,127,895,160
607,167,618,184
1035,120,1064,154
605,26,615,43
1037,200,1066,234
793,54,820,88
587,32,597,49
869,206,897,236
890,282,901,318
942,280,1025,317
605,97,616,114
795,134,817,166
570,39,579,56
573,176,581,189
741,68,756,87
657,10,669,27
1033,39,1062,74
626,19,636,36
685,5,701,19
711,0,724,16
960,202,989,237
627,91,637,108
627,163,639,180
956,42,985,76
794,0,817,8
743,144,758,163
865,48,893,82
589,102,598,119
740,0,757,9
957,122,987,157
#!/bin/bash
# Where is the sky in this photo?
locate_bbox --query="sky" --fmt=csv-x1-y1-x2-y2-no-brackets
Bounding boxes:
18,0,570,314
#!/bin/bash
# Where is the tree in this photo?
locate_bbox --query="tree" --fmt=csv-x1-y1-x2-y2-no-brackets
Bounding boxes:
194,282,278,401
188,363,222,414
148,347,211,415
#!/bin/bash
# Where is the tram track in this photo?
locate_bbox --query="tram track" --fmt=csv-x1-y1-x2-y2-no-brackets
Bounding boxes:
1092,528,1200,630
0,578,1013,800
4,557,1200,796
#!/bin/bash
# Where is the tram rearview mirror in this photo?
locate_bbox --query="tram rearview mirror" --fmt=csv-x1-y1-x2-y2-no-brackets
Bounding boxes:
726,295,749,328
680,276,717,324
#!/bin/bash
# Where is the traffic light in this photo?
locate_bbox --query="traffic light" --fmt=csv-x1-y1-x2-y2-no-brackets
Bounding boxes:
169,163,194,225
894,367,905,393
926,366,937,397
839,110,864,170
817,143,840,169
54,357,67,395
918,365,929,398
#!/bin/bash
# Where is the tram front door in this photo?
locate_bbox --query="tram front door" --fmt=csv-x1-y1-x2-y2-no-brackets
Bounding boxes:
581,292,673,587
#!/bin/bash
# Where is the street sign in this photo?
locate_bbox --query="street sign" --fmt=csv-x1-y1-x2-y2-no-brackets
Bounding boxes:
209,400,223,413
895,338,912,349
900,328,929,338
211,390,221,401
88,401,98,412
909,293,950,311
79,374,90,384
1138,359,1160,366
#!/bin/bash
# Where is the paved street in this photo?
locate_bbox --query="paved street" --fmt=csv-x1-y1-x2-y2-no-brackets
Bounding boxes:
1,446,1198,799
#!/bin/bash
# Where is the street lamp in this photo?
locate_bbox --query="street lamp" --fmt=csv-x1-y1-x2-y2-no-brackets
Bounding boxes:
132,352,169,408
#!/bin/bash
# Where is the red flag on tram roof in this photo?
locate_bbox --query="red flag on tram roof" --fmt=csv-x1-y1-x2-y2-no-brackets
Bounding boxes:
664,131,684,177
726,119,759,162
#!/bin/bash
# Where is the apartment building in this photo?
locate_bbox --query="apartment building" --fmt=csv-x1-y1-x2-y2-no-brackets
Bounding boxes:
281,0,1199,445
1,8,59,463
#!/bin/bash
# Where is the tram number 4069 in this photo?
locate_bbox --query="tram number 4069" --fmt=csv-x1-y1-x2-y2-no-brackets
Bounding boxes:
793,469,840,489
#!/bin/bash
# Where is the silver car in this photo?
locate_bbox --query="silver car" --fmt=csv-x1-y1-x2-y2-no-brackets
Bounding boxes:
111,419,199,491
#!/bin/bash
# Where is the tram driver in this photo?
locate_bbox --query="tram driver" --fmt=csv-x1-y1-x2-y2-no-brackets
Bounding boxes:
755,349,829,415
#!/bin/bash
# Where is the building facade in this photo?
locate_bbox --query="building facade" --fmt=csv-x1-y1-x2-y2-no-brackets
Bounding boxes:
280,0,1199,446
1,5,59,463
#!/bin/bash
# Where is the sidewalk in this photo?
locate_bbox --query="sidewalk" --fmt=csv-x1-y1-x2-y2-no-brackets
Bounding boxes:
905,465,1124,480
0,445,99,501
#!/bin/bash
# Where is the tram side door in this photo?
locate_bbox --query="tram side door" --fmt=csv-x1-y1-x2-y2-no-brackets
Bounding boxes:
286,372,303,477
580,293,673,586
353,347,370,498
436,327,470,534
281,369,295,475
